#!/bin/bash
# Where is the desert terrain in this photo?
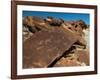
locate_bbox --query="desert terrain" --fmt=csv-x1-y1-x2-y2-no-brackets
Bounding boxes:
22,16,90,68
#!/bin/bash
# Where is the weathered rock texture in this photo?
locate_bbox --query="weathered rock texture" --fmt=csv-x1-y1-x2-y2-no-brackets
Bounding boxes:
23,16,89,68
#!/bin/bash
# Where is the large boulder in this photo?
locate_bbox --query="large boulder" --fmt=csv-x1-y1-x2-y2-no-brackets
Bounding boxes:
23,28,78,68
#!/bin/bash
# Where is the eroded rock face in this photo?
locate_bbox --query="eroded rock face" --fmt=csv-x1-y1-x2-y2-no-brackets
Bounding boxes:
23,16,89,68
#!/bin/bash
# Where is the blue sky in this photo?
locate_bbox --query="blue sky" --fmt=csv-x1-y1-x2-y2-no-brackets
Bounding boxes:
23,11,90,25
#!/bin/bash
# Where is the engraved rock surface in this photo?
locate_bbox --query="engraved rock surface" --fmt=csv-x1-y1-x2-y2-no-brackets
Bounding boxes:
23,28,78,68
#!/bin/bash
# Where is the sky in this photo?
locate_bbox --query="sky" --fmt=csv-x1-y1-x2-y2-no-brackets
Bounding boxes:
23,11,90,25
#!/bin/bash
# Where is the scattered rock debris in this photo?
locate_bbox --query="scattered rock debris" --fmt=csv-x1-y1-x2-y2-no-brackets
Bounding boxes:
23,16,89,68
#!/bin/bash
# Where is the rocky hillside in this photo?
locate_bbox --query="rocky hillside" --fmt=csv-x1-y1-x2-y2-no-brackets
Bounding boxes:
23,16,89,68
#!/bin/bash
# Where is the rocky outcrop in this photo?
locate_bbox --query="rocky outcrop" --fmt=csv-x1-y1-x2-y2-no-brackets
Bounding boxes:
23,16,89,68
